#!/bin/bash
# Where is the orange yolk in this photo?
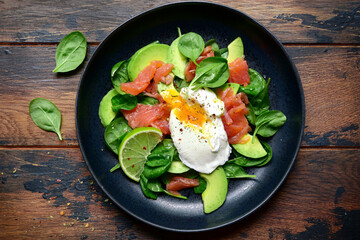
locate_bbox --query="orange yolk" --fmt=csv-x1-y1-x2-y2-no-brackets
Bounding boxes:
162,90,206,127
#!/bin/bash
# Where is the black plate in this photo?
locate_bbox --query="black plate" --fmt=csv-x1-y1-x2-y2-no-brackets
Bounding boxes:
76,2,305,232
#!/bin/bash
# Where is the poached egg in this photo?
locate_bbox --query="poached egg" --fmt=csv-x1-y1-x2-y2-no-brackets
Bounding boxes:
161,87,231,174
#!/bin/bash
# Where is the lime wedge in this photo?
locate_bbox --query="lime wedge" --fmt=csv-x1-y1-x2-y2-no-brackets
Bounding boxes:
119,127,163,182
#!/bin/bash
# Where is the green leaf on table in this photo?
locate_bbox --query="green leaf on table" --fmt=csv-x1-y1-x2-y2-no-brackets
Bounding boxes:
29,98,63,140
53,31,87,73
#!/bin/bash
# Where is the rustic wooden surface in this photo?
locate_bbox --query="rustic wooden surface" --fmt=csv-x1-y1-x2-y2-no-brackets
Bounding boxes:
0,0,359,239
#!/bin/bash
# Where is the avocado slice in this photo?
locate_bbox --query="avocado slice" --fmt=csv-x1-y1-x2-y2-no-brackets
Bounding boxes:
200,167,228,214
232,133,267,158
99,88,119,127
127,43,169,81
167,160,190,174
219,82,240,94
227,37,244,63
166,37,187,79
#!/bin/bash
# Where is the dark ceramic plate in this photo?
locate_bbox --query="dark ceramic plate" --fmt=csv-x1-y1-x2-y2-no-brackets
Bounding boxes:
76,2,305,232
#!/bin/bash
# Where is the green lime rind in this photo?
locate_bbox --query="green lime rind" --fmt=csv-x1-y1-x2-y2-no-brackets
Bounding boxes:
119,127,163,182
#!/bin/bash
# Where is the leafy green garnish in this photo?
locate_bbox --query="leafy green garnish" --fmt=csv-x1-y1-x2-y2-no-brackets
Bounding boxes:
253,110,287,138
29,98,63,140
104,116,132,155
189,57,229,91
111,59,129,94
111,94,137,111
53,31,87,73
178,32,205,66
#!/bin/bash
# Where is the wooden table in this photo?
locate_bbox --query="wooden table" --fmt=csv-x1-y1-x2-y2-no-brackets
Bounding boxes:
1,0,359,239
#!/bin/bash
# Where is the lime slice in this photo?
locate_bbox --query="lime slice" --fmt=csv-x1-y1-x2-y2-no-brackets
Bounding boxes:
119,127,163,182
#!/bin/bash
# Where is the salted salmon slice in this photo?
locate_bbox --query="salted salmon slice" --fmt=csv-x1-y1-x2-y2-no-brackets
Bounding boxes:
121,60,164,96
121,103,171,135
154,63,174,84
166,176,199,196
185,46,215,82
228,57,250,86
218,87,251,144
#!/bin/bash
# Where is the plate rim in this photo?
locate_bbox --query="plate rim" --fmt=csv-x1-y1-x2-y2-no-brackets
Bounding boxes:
76,1,305,232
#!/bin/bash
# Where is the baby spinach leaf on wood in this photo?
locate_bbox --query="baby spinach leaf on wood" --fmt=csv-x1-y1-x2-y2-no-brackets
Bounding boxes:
189,57,229,91
253,110,287,138
178,32,205,66
53,31,87,73
111,60,130,94
29,98,63,140
105,116,132,155
239,69,266,97
111,94,137,111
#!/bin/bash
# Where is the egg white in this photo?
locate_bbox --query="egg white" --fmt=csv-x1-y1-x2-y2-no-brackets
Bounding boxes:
169,88,231,174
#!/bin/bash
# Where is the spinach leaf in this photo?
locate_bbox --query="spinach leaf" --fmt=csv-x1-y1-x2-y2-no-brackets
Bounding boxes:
142,139,176,179
53,31,87,73
140,174,158,199
205,39,220,55
173,76,189,92
178,32,205,66
189,57,229,91
253,110,287,138
239,69,266,97
110,163,121,172
137,94,159,105
104,116,132,155
223,163,257,179
245,101,256,125
250,78,271,115
111,60,129,94
229,140,272,167
111,94,137,111
193,177,207,194
29,98,63,140
146,178,187,199
219,48,228,59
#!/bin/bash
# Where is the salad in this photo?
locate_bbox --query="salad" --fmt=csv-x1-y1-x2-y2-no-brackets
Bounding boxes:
98,29,286,214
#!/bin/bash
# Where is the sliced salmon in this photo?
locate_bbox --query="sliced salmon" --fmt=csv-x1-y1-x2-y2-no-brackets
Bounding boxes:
166,176,199,196
228,57,250,86
121,60,164,96
154,63,174,84
121,103,171,135
218,87,251,144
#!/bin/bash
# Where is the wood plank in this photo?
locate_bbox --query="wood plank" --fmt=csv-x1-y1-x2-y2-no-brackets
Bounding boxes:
0,45,359,146
0,148,358,239
0,0,359,43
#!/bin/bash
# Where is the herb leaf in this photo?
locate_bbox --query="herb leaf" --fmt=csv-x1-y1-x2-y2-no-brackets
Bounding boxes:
223,163,257,179
178,32,205,66
111,94,138,111
53,31,87,73
250,78,271,115
253,110,287,138
189,57,229,91
111,60,130,94
105,116,132,155
29,98,63,140
240,69,266,97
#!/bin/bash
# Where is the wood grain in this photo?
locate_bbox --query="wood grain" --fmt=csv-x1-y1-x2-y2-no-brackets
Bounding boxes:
0,148,358,239
0,46,359,146
0,0,359,44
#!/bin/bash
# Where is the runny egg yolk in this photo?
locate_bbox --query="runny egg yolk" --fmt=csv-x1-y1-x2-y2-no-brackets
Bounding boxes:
161,89,206,127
